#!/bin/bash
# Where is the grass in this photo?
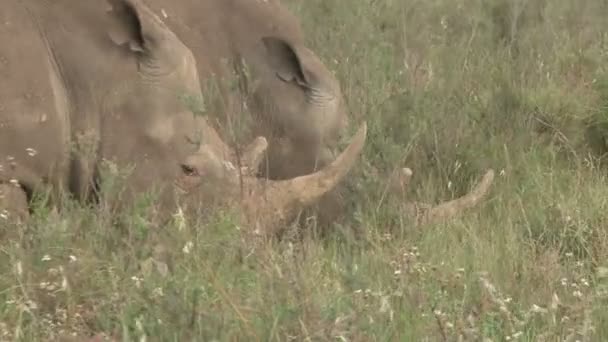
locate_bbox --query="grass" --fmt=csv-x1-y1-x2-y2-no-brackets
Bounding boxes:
3,0,608,340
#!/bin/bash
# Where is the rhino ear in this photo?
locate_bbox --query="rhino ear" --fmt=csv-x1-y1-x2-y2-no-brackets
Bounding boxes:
262,36,316,89
105,0,165,53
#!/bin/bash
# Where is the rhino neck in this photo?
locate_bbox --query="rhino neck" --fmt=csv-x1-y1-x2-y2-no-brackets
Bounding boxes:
306,86,337,107
138,51,200,89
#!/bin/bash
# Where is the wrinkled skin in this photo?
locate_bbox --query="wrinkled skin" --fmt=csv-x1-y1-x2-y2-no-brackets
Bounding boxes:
140,0,350,180
0,0,204,218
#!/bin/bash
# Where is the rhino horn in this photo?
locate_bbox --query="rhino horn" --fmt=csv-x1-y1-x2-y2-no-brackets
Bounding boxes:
392,168,495,226
421,169,494,224
243,123,367,234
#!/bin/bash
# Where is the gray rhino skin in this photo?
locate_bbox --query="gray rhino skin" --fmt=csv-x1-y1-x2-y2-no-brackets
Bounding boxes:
0,0,368,235
0,0,204,212
140,0,350,181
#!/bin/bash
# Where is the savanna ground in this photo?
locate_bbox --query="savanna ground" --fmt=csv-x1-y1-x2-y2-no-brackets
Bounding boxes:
3,0,608,340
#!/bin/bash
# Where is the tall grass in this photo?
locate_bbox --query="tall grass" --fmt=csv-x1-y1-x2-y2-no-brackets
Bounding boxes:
2,0,608,340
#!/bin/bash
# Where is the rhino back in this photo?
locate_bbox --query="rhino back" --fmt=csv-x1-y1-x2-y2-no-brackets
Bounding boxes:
143,0,303,68
0,1,71,194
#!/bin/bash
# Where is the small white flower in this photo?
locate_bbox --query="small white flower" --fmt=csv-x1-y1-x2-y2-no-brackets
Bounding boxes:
131,276,142,288
41,255,51,262
152,287,164,298
69,255,77,263
440,16,448,30
182,241,194,254
24,300,38,310
25,148,37,157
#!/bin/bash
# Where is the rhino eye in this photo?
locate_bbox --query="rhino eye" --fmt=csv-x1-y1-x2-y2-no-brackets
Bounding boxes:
181,164,198,177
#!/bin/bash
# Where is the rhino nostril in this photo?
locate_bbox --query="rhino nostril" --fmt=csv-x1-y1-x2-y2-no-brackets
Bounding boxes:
180,164,198,177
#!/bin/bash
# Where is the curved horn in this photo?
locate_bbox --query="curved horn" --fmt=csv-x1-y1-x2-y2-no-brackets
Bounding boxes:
244,123,367,233
272,122,367,206
419,169,495,225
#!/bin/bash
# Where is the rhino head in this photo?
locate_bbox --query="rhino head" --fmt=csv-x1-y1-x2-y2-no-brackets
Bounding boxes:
96,0,207,205
248,36,349,181
0,0,207,216
174,122,367,236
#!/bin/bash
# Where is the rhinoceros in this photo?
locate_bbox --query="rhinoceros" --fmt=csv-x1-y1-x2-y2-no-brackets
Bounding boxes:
0,0,368,236
139,0,349,181
135,1,498,228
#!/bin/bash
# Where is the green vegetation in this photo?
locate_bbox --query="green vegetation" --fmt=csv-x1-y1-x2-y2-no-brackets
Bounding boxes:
3,0,608,340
